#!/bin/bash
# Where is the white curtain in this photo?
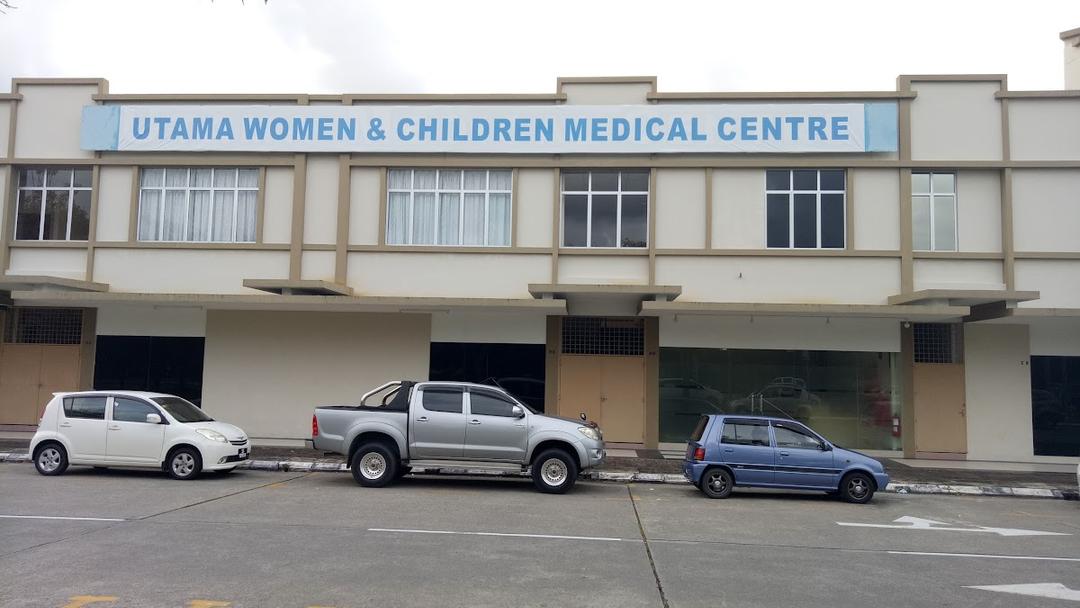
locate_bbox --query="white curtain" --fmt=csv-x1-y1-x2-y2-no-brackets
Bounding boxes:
192,168,212,188
138,190,161,240
414,170,437,190
387,193,410,244
213,168,236,188
162,190,188,241
211,191,235,241
489,170,512,191
238,168,259,189
412,192,436,244
190,191,211,241
464,170,486,191
487,193,510,246
463,193,485,245
236,191,257,242
438,193,460,245
388,169,412,190
141,168,164,188
165,168,188,188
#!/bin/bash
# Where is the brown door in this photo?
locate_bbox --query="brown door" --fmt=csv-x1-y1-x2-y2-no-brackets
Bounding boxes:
912,363,967,456
0,344,82,425
557,354,645,443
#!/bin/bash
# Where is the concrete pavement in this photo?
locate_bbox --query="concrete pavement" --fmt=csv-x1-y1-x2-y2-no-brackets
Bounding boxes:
0,465,1078,607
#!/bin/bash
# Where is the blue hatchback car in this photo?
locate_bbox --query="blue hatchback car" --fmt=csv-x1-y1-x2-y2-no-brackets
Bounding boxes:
683,415,889,504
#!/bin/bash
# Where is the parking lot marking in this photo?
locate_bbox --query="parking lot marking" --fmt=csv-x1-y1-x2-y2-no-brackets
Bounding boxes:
187,601,232,607
62,596,117,608
889,550,1080,563
368,527,635,543
0,515,126,522
837,515,1070,537
965,583,1080,601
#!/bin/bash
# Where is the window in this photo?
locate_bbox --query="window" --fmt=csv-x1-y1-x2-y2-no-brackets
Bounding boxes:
421,387,463,413
689,416,709,442
469,391,517,417
562,170,648,248
720,421,771,446
773,423,823,450
765,169,845,249
4,308,82,345
15,168,92,241
913,323,963,364
63,396,107,420
912,172,956,251
112,397,160,423
152,396,213,422
387,169,511,246
138,167,258,243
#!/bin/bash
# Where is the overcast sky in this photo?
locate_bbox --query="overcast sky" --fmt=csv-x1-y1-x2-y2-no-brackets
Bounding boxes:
0,0,1077,94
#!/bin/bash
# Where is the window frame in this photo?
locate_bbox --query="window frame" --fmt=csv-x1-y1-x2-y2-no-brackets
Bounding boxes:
420,386,465,414
911,171,958,252
385,168,513,247
719,419,772,447
560,170,650,249
111,396,165,424
771,421,825,450
136,167,260,243
14,167,93,241
764,169,846,250
62,396,108,420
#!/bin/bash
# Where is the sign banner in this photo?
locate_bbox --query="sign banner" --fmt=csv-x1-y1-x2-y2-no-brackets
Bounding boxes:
82,102,898,154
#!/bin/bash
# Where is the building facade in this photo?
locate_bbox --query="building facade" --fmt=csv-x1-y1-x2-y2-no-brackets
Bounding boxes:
2,35,1079,464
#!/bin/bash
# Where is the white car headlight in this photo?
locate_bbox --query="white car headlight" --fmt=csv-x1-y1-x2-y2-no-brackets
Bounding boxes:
196,428,228,443
577,426,600,441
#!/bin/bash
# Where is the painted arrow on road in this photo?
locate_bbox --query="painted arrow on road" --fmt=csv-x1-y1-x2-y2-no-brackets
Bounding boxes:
836,515,1071,537
966,583,1080,602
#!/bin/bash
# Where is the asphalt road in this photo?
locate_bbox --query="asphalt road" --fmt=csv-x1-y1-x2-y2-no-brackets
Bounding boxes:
0,465,1078,608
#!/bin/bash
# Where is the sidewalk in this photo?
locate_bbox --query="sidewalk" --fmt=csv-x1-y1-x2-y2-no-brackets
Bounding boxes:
2,439,1076,500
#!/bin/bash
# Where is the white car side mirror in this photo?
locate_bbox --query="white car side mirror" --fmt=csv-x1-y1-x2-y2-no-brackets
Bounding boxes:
511,405,525,418
146,413,162,424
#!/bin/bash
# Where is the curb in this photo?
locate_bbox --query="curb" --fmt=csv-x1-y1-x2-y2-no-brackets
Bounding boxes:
3,453,1076,500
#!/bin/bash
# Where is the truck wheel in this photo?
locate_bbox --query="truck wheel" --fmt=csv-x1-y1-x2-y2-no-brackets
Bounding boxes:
531,449,577,494
351,443,398,487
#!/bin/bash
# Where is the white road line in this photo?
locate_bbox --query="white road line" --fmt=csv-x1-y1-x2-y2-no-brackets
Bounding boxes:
0,514,126,522
368,527,635,543
889,550,1080,562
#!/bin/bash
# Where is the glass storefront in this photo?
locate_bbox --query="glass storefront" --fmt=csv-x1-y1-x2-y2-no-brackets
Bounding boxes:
1031,355,1080,457
659,348,902,450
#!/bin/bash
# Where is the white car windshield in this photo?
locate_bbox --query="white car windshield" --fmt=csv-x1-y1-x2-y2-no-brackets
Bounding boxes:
151,396,214,422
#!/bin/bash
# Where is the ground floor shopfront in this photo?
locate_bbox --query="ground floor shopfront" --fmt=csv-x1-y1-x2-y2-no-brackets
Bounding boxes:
1,303,1077,464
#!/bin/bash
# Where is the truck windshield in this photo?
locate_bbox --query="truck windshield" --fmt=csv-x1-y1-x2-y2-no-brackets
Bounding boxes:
152,396,214,423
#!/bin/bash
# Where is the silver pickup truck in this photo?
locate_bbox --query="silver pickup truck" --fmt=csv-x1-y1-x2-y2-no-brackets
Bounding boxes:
311,380,606,493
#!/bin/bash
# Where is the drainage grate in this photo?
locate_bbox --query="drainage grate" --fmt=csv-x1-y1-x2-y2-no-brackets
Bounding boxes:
561,317,644,356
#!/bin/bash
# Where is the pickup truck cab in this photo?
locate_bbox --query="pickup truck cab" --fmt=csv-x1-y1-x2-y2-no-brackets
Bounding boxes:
312,381,606,493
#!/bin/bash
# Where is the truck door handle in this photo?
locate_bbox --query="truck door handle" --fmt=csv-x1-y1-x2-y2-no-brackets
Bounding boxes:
108,425,121,431
468,420,481,425
416,416,428,422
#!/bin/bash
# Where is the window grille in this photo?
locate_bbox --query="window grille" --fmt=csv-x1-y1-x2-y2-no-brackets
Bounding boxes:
913,323,962,364
5,308,83,345
561,317,644,356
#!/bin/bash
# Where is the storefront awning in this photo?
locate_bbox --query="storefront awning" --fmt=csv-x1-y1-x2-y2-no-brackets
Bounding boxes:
887,289,1040,306
0,274,109,293
639,300,970,321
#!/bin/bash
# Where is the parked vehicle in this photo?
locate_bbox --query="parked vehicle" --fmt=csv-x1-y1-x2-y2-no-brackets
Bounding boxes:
311,380,605,493
682,414,889,504
30,391,250,480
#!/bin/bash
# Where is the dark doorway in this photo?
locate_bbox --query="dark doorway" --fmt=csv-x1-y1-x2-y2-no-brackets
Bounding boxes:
94,336,205,405
430,342,545,411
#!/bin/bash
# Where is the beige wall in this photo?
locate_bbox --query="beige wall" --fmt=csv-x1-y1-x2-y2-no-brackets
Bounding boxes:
349,167,381,245
0,167,7,239
1015,260,1080,308
660,315,900,352
300,250,335,282
712,169,763,249
13,84,98,159
964,324,1032,461
303,155,338,244
1009,99,1080,160
94,249,289,293
562,82,651,105
262,167,294,244
0,102,11,154
1012,169,1080,252
909,81,1003,161
346,252,549,298
95,305,206,337
851,169,900,250
515,169,554,248
657,257,900,304
913,259,1003,291
558,255,649,285
1065,33,1080,89
430,311,546,344
1028,318,1080,356
96,167,133,242
956,170,1001,253
202,311,431,440
8,247,86,279
655,168,706,249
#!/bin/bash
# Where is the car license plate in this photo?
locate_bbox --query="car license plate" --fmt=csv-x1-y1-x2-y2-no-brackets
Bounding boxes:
238,448,248,459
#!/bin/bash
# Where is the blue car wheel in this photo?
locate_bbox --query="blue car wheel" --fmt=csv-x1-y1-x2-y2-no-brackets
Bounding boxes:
701,467,733,499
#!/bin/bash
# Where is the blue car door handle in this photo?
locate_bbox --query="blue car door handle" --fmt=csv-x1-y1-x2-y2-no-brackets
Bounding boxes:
779,451,789,457
723,448,734,453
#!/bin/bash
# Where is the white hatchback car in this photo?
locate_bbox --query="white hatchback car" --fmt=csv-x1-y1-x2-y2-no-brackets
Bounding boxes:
30,391,250,480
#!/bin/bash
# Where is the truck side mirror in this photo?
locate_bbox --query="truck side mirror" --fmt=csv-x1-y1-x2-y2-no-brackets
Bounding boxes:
511,405,525,418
